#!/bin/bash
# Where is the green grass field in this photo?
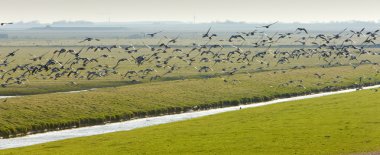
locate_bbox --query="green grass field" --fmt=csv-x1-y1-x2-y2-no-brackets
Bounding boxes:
0,64,379,138
0,37,378,138
1,36,380,154
2,88,380,155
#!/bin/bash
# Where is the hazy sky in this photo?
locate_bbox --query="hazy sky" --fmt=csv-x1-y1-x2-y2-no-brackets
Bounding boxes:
1,0,379,23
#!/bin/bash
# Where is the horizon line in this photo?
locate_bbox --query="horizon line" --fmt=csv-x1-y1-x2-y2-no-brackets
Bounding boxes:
8,19,380,25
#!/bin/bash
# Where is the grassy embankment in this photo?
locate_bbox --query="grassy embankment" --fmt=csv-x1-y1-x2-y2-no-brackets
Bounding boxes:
2,86,380,154
0,65,379,138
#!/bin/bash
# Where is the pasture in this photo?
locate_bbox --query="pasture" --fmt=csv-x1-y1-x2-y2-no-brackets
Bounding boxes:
2,0,380,154
0,64,379,138
1,88,380,155
1,26,380,154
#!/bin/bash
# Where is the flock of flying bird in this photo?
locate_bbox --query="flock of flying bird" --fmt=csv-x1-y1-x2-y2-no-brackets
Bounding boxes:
0,22,380,89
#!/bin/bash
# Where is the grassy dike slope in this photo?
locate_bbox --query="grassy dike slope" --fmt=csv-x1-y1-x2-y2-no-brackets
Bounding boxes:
2,88,380,154
0,65,379,138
